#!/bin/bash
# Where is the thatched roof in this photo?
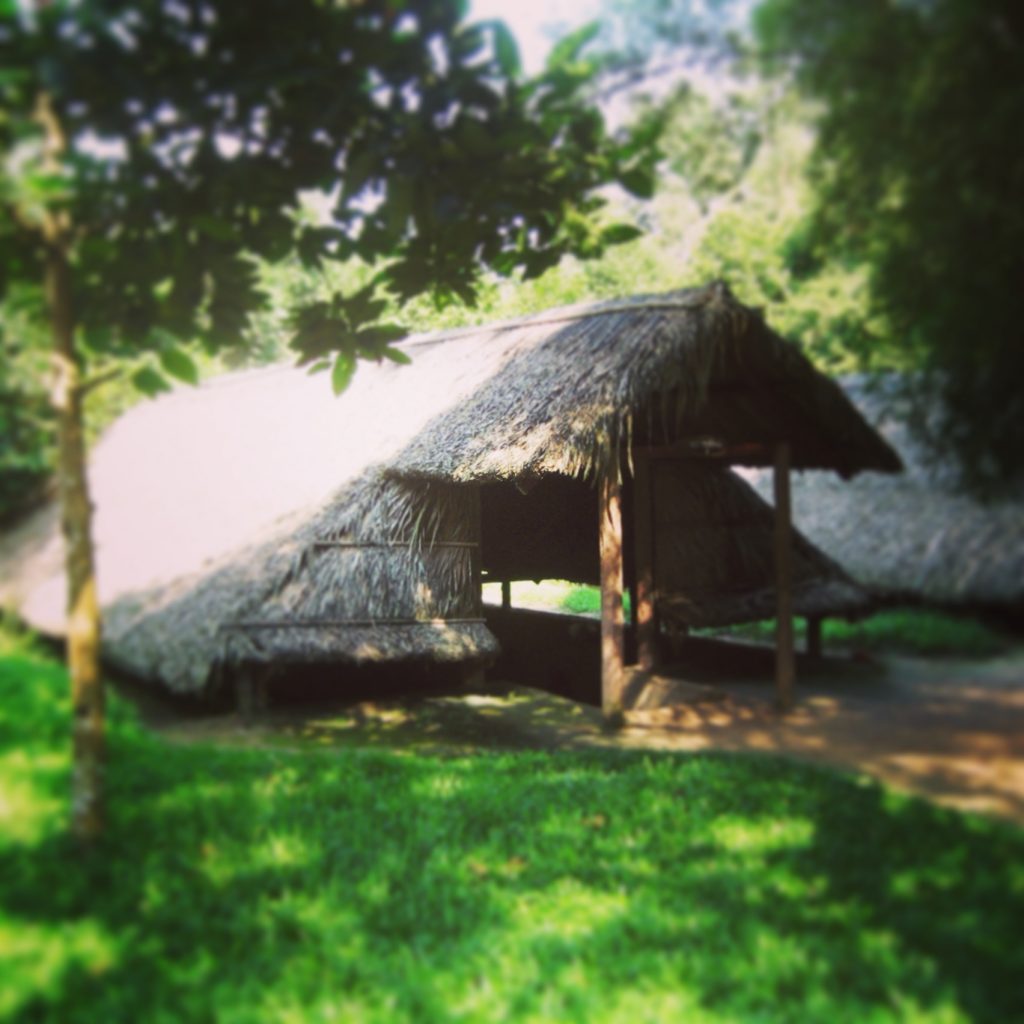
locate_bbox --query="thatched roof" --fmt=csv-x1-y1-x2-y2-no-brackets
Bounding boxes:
476,466,867,626
650,462,866,628
741,374,1024,609
387,283,900,481
0,283,893,693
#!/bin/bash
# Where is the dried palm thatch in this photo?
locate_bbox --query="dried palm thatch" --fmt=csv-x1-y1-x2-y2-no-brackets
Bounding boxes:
475,466,866,625
741,374,1024,610
0,283,895,694
388,282,899,482
651,462,866,628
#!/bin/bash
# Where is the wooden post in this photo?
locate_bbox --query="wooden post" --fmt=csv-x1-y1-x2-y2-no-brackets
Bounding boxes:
470,488,483,615
806,616,823,659
633,452,658,671
773,442,795,710
501,580,511,611
598,468,626,716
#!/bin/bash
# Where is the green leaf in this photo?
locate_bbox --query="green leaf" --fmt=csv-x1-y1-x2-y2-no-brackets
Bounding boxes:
26,172,70,196
82,326,115,353
131,366,172,397
331,352,356,395
194,216,237,243
490,21,521,77
355,324,407,356
159,346,199,385
600,223,644,246
619,166,656,199
381,346,412,365
546,21,600,70
341,284,387,330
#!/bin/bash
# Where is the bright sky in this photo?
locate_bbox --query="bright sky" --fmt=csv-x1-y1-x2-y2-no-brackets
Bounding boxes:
469,0,601,75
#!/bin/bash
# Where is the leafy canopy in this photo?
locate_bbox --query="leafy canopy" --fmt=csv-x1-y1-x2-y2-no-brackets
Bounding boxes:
755,0,1024,487
0,0,657,391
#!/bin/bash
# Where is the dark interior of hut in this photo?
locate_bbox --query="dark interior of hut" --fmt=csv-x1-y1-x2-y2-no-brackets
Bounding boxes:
480,474,607,705
477,464,798,708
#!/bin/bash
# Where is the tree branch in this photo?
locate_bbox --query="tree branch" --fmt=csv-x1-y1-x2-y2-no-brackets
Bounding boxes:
78,366,122,397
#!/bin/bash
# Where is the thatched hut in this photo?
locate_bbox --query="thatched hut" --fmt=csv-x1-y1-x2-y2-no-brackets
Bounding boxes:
742,374,1024,618
0,283,899,711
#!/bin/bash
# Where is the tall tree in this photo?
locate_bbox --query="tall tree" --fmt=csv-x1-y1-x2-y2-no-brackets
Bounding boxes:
754,0,1024,487
0,0,654,840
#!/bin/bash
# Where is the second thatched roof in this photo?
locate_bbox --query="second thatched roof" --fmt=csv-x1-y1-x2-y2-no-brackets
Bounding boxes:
742,374,1024,611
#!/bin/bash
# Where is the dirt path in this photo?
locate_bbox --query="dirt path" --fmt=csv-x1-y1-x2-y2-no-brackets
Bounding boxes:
615,650,1024,824
139,646,1024,826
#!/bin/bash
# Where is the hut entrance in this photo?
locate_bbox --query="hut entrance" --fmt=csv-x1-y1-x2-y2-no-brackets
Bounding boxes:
478,474,604,705
477,452,804,714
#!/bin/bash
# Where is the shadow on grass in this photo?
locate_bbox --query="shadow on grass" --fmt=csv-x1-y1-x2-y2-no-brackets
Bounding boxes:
3,654,1023,1022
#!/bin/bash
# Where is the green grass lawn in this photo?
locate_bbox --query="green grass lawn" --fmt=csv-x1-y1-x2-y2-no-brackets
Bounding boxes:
2,626,1023,1023
700,609,1007,658
484,582,1007,658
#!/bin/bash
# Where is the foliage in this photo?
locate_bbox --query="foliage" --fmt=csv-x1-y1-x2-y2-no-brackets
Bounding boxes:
545,584,1005,658
754,0,1024,488
2,632,1023,1021
0,0,654,375
698,609,1007,658
0,288,52,521
0,0,661,531
588,0,747,90
406,12,891,381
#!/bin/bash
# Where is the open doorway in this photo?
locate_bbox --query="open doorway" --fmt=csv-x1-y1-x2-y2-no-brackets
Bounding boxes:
478,474,606,705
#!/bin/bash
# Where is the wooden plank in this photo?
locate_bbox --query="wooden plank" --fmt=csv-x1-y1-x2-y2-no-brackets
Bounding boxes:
501,580,511,610
806,616,823,659
773,442,795,710
633,451,658,670
598,467,626,716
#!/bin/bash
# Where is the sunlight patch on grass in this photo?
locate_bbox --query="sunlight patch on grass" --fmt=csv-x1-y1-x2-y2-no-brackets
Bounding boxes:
417,771,468,801
890,992,971,1024
510,879,629,940
710,815,815,854
0,917,120,1020
598,985,713,1024
2,625,1023,1022
0,748,67,844
251,831,314,871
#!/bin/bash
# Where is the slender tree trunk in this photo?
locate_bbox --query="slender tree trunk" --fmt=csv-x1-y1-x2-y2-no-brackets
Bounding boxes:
36,89,105,841
48,244,104,843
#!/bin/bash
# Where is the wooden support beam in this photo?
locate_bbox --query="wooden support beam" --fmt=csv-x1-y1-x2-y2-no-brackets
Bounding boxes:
598,468,626,716
470,487,483,615
806,616,823,659
633,439,771,462
633,452,658,671
773,442,795,710
501,580,511,610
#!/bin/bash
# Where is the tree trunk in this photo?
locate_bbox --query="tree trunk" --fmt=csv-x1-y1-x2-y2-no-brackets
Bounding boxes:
47,243,104,843
34,89,105,841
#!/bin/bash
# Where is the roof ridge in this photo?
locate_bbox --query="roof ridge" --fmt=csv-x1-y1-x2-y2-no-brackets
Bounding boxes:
398,286,725,350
